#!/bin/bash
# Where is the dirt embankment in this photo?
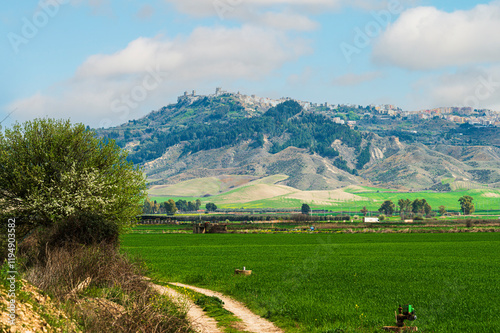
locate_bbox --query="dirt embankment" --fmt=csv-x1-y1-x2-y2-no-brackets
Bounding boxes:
0,280,77,333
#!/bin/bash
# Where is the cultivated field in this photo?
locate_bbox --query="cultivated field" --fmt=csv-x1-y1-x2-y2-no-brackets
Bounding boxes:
149,175,500,213
122,233,500,332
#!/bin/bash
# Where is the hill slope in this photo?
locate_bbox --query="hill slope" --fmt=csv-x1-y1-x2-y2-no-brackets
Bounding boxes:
96,92,500,192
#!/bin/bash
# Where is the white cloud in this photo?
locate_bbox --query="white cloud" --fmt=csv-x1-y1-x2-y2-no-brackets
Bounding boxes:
410,66,500,110
250,11,319,31
332,71,383,86
9,26,310,128
164,0,412,31
373,2,500,70
166,0,342,17
166,0,413,16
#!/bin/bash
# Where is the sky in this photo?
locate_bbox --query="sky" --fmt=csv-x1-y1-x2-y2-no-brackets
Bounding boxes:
2,0,500,129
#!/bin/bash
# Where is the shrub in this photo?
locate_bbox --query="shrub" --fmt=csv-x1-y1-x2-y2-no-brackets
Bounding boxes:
378,214,386,221
414,214,424,221
18,213,120,266
0,118,146,241
22,243,192,333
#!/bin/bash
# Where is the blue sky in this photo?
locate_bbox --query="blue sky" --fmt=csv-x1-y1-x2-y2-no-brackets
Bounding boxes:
2,0,500,128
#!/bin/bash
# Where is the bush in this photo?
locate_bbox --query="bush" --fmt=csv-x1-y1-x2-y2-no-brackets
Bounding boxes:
414,214,424,221
22,243,192,333
378,214,386,221
18,213,120,266
0,118,146,240
47,213,120,247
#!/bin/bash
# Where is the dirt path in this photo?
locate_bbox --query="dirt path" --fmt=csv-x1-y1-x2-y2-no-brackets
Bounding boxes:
151,284,222,333
170,282,284,333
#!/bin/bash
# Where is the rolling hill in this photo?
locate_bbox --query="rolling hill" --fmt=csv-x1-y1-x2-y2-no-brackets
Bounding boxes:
95,91,500,198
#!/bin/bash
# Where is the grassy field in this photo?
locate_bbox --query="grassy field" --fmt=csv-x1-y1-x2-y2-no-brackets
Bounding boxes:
122,233,500,332
150,182,500,213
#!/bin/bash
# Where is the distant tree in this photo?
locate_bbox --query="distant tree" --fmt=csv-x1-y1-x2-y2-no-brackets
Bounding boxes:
360,206,368,217
143,197,154,214
195,199,202,210
206,202,217,212
175,199,188,212
153,200,161,214
412,199,427,214
424,202,432,217
398,199,412,218
459,196,475,215
378,200,395,216
438,205,447,216
251,133,265,148
162,199,178,215
187,201,196,211
301,203,311,215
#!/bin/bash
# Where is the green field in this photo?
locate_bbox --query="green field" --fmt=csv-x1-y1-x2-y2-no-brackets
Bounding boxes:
122,233,500,332
150,184,500,213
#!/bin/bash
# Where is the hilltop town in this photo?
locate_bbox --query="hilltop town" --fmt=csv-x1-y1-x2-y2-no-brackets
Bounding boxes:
177,88,500,127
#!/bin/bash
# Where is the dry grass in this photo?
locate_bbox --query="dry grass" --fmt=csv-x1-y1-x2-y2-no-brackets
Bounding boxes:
21,243,194,333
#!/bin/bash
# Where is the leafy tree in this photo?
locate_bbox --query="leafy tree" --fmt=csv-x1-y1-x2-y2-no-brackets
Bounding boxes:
424,202,432,217
378,200,395,216
143,197,155,214
162,199,178,215
438,205,447,215
206,202,217,212
398,199,412,219
175,199,188,212
153,200,160,214
175,199,201,212
301,203,311,215
459,196,475,215
0,119,146,239
411,199,427,214
360,206,368,217
143,197,161,214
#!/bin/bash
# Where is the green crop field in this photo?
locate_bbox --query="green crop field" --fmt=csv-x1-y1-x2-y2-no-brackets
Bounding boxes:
150,186,500,214
122,233,500,333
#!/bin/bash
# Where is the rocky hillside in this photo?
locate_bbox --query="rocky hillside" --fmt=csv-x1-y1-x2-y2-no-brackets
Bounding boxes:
96,92,500,191
0,280,78,332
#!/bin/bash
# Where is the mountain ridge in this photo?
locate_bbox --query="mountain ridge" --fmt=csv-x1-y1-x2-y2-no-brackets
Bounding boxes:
96,90,500,192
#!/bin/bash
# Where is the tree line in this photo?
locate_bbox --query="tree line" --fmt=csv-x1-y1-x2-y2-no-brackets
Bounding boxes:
142,197,217,215
370,195,475,219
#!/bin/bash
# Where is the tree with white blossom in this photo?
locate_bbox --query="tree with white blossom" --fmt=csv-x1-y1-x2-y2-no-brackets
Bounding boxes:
0,118,146,240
